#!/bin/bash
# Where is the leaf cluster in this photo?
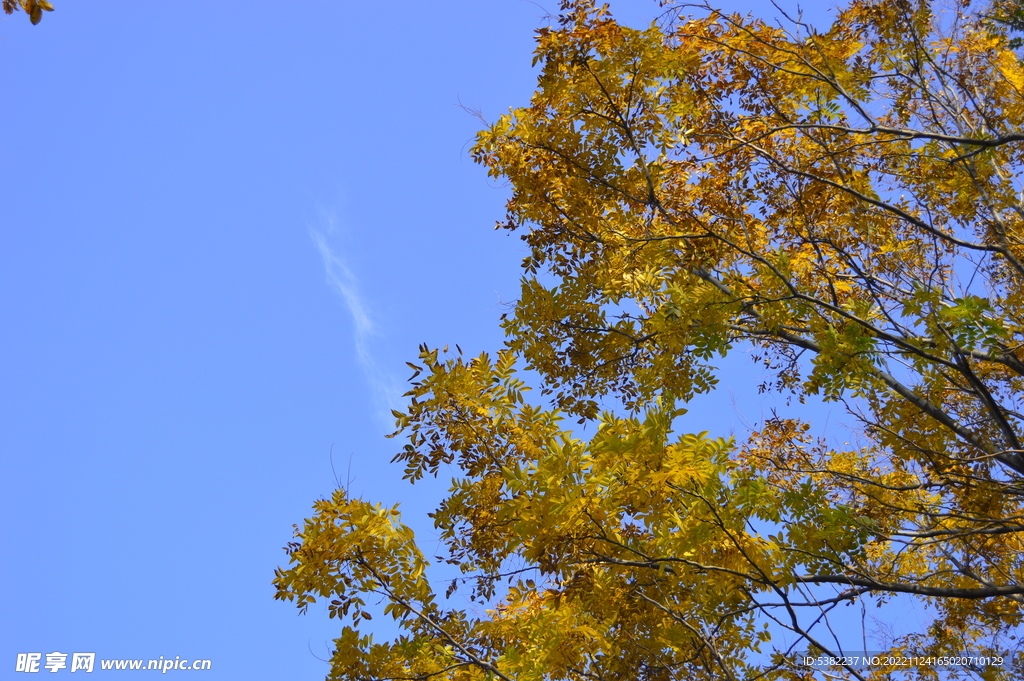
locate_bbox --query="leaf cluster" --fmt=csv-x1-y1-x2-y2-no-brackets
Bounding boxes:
3,0,53,25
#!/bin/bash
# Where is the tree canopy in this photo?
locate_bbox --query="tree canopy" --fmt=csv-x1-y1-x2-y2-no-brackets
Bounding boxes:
275,0,1024,679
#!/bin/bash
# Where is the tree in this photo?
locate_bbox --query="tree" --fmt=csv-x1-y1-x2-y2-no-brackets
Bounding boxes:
3,0,54,25
275,0,1024,679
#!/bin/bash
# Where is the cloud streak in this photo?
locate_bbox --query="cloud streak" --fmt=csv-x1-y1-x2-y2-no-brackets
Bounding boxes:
310,215,402,428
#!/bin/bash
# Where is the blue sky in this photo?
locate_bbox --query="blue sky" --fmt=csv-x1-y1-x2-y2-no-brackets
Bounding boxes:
0,1,909,679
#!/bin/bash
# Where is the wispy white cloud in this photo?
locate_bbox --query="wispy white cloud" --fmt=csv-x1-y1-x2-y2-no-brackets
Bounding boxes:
310,211,402,429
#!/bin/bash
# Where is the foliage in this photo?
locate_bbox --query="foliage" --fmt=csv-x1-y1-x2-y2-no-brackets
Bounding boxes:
276,1,1024,679
987,0,1024,47
3,0,54,25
